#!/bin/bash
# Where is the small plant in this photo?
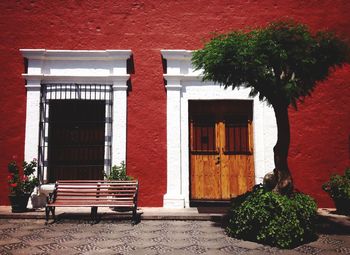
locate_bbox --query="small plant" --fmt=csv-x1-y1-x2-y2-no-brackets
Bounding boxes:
105,161,133,181
7,159,40,195
226,185,317,249
322,168,350,215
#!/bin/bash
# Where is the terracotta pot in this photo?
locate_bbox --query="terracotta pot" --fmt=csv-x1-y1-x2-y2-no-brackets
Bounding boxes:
8,194,30,213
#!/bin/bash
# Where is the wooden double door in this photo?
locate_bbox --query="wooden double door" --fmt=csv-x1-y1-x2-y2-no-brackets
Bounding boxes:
190,100,255,201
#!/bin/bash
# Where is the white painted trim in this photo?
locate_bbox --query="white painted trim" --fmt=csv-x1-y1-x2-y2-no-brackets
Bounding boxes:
21,49,131,201
23,74,130,84
162,50,277,208
20,49,132,61
24,82,41,162
112,82,128,166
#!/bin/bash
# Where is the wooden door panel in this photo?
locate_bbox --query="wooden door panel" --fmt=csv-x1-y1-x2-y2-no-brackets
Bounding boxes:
190,119,221,200
204,156,221,199
191,154,221,199
190,100,255,201
223,121,255,197
218,121,231,200
246,155,255,189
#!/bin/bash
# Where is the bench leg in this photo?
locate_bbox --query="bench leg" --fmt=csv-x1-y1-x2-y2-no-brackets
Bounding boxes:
45,206,50,224
132,206,137,225
51,207,56,222
45,206,56,224
91,207,98,223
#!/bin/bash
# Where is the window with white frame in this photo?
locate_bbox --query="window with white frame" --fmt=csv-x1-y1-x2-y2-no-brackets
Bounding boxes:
21,49,131,184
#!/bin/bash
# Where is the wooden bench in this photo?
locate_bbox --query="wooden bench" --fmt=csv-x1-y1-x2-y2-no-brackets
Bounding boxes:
45,180,138,224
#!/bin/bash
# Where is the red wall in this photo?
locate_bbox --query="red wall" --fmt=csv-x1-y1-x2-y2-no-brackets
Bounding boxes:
0,0,349,207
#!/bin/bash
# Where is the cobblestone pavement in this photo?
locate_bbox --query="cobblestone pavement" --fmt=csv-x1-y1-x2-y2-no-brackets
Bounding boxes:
0,219,349,255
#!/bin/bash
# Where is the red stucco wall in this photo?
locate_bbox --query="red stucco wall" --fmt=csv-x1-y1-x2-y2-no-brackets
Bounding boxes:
0,0,349,207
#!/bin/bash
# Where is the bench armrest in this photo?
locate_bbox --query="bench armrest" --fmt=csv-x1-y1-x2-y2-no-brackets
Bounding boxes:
133,182,139,205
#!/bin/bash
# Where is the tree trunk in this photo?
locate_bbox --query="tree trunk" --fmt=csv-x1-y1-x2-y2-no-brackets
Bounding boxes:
271,103,293,195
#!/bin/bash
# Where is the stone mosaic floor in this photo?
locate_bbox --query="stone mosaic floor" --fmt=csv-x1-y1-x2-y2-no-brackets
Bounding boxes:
0,219,349,255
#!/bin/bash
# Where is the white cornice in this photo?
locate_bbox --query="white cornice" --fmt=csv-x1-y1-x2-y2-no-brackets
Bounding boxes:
20,49,132,61
112,84,129,91
23,74,130,84
164,74,203,81
165,84,182,90
161,50,193,60
162,49,203,79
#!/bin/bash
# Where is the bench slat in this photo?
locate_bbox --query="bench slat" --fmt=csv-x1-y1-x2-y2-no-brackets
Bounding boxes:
56,197,134,201
50,202,134,207
57,180,137,183
57,185,136,188
57,188,137,191
56,192,135,196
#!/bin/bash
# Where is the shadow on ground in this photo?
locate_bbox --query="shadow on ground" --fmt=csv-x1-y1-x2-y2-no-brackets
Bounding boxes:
317,215,350,235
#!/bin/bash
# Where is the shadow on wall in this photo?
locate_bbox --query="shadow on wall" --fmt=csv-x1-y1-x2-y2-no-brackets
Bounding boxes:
127,54,135,95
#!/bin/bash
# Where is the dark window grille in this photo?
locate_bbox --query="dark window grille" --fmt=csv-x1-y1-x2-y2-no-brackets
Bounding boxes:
225,117,250,154
191,121,217,153
38,84,112,183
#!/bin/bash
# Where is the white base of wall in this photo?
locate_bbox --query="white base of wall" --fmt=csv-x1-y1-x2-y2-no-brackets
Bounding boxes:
163,194,185,208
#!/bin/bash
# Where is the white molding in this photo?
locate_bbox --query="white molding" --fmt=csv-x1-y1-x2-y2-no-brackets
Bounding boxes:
24,82,41,162
20,49,132,61
164,79,184,208
23,74,130,84
21,49,131,199
164,84,182,90
161,50,192,60
164,74,203,81
162,50,277,208
112,81,128,166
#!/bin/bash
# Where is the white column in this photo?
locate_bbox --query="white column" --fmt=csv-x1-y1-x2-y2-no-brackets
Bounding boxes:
112,81,128,167
24,79,43,209
163,80,185,208
24,79,41,164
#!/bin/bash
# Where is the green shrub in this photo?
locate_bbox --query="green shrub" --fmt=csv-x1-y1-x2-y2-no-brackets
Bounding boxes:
226,185,317,249
322,168,350,215
105,161,133,181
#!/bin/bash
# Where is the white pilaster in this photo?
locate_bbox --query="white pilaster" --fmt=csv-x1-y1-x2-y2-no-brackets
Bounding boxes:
112,82,128,166
24,79,41,163
163,79,185,208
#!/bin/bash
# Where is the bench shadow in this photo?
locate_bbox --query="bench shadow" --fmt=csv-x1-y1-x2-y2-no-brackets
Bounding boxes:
48,211,141,225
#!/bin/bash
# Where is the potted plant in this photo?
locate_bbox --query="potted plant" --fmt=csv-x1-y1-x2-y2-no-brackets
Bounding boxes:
105,161,133,181
322,168,350,215
7,159,39,212
105,161,133,212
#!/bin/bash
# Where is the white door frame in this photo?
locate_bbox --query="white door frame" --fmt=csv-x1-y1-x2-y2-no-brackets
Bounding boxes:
162,50,277,208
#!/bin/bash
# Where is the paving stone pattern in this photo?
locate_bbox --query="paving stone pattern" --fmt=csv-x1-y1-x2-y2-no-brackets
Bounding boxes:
0,219,349,255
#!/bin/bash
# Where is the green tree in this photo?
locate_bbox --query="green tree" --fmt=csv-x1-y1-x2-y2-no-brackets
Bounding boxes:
192,20,349,194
